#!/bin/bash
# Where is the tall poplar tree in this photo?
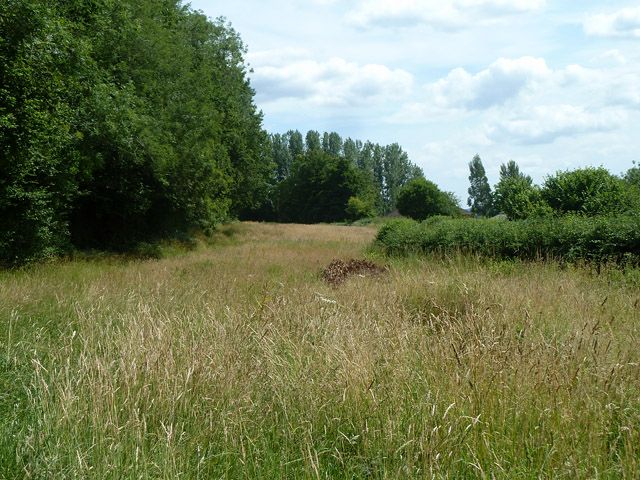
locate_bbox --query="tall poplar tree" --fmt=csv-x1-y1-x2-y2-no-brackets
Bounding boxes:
467,154,494,216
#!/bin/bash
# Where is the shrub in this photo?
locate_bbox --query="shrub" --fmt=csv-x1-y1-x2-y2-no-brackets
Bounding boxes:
541,167,635,216
375,214,640,266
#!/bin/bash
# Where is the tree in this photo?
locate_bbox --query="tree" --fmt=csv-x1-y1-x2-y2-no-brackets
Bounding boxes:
492,160,548,220
623,162,640,210
467,154,494,217
396,178,458,220
277,150,369,223
625,161,640,189
383,143,422,214
288,130,304,158
269,130,424,220
541,167,634,216
371,143,386,213
323,132,343,156
500,160,525,180
494,177,546,220
343,138,361,165
0,0,91,265
1,0,271,263
305,130,321,152
271,133,293,182
346,196,375,221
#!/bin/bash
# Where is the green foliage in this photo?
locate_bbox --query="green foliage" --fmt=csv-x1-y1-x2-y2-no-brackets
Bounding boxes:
492,160,548,220
305,130,321,152
382,143,423,214
271,133,293,182
345,196,375,221
467,154,494,216
269,130,422,218
499,160,524,180
277,150,368,223
322,131,343,156
623,162,640,210
0,0,86,265
625,161,640,189
376,214,640,265
396,178,459,220
1,0,270,264
541,167,635,216
494,176,550,220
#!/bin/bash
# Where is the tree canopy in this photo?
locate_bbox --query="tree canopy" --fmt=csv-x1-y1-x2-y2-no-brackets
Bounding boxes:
276,150,370,224
493,160,546,220
267,130,423,220
1,0,270,265
396,178,459,221
467,155,494,217
541,167,636,216
467,158,640,221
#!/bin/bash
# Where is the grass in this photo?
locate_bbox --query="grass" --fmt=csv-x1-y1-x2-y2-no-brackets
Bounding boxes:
1,221,639,478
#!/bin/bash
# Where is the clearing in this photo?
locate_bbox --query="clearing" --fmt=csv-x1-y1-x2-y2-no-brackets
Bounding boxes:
1,222,638,478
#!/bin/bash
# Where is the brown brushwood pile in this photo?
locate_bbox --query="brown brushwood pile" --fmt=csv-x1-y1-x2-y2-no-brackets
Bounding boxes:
321,259,388,286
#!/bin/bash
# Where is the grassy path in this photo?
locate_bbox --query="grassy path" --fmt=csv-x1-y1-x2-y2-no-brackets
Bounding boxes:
1,222,639,478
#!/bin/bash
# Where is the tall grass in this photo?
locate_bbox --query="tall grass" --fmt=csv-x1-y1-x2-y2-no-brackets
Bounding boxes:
1,222,639,478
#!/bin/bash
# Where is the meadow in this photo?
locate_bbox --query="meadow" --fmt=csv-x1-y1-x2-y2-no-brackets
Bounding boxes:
1,222,639,479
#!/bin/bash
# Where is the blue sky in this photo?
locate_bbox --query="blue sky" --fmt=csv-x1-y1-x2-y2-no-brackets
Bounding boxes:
189,0,640,200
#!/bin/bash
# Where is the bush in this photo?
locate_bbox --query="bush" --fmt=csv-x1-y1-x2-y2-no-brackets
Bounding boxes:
375,214,640,266
542,167,635,216
396,178,458,220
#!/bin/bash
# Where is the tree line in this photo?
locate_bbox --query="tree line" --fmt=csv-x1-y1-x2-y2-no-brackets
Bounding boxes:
1,0,431,266
265,130,424,223
467,156,640,220
1,0,273,266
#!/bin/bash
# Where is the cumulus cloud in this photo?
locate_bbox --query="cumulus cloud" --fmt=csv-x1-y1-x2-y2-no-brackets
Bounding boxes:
592,49,627,66
584,7,640,38
346,0,546,30
428,57,550,110
486,105,626,145
605,75,640,109
248,51,414,107
382,56,586,123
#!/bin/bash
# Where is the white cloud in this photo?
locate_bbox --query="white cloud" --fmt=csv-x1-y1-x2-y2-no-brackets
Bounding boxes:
556,64,598,86
592,49,627,66
584,7,640,38
248,51,414,107
391,57,629,122
247,48,310,67
606,76,640,109
346,0,546,29
486,105,626,145
428,57,551,110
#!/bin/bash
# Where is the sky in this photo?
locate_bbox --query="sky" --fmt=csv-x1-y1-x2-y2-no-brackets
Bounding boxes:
188,0,640,201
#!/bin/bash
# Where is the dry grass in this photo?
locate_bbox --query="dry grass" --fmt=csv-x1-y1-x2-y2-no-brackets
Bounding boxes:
1,222,639,478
